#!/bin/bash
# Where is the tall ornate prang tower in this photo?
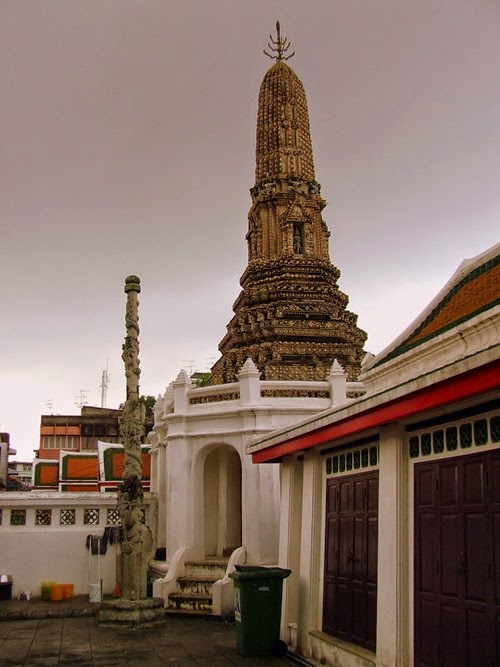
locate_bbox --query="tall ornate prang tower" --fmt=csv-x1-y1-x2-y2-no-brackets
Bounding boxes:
210,23,366,384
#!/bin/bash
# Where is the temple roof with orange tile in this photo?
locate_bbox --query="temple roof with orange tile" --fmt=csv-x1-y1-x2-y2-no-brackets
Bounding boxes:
372,245,499,367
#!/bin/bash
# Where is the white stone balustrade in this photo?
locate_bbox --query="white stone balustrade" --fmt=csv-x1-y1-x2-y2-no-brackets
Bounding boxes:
154,359,366,419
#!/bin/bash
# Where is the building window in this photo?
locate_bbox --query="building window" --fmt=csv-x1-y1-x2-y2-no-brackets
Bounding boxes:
84,508,100,525
421,433,432,455
60,509,76,525
409,436,420,458
446,426,458,451
407,412,499,460
10,509,26,526
433,430,444,454
81,436,97,450
474,419,488,446
460,423,473,448
491,416,500,442
42,435,79,450
326,445,379,476
35,509,52,526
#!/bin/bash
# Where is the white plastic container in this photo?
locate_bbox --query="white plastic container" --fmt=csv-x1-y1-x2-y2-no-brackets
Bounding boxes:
88,583,102,603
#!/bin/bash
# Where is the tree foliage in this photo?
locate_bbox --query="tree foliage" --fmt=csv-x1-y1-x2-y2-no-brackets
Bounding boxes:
119,395,156,418
191,372,212,388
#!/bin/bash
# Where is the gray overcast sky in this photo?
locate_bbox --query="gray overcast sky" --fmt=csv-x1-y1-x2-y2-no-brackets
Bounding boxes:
1,1,499,461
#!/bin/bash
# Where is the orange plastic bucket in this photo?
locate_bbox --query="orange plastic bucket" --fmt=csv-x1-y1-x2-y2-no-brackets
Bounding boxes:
50,584,64,601
62,584,74,599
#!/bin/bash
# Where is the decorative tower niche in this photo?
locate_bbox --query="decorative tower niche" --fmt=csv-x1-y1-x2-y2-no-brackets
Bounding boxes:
210,23,366,384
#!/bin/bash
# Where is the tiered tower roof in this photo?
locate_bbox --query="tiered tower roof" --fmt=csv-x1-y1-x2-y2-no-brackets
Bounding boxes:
210,24,366,383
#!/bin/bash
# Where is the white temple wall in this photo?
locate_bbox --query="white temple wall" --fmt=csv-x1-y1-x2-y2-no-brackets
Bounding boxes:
151,363,365,567
0,492,154,599
1,530,116,598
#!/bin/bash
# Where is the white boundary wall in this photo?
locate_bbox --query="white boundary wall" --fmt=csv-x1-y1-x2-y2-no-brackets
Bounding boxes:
0,491,154,598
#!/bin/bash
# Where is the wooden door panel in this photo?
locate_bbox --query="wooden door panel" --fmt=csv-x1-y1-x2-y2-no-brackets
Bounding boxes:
415,450,499,667
353,516,364,580
418,512,436,593
465,607,489,667
496,612,500,665
325,517,337,575
339,479,350,511
463,460,484,505
440,513,459,597
418,598,438,667
354,479,365,511
367,516,378,583
440,463,459,506
366,587,377,647
494,512,500,603
491,456,500,503
441,602,465,667
352,584,368,643
464,513,487,601
334,580,352,637
323,471,378,652
323,579,335,633
327,482,337,512
367,476,378,510
338,516,352,575
416,466,436,506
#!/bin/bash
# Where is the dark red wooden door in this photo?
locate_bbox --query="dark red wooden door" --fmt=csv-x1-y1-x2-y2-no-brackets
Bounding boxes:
323,471,378,651
414,450,500,667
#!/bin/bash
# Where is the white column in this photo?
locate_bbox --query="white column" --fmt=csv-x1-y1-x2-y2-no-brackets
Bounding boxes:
165,437,193,558
279,457,304,645
241,456,280,564
297,450,323,654
376,423,409,667
156,442,167,548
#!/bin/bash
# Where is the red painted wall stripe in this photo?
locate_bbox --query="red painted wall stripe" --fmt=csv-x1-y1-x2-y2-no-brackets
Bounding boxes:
252,360,500,463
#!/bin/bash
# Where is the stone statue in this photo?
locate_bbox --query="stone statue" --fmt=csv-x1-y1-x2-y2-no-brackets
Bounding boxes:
293,225,303,254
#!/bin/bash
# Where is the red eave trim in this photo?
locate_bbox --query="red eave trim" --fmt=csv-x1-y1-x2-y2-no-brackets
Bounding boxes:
252,359,500,463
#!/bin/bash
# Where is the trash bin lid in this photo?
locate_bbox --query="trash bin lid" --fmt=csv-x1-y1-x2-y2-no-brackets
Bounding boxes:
229,565,291,580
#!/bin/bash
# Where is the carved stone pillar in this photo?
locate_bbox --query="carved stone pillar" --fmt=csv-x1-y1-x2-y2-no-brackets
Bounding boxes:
116,275,152,601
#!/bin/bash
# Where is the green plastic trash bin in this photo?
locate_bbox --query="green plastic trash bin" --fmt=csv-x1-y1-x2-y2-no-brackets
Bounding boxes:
229,565,291,657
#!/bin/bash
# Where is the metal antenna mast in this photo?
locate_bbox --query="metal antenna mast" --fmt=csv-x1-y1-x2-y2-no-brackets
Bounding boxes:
100,367,110,408
182,359,195,375
75,390,89,410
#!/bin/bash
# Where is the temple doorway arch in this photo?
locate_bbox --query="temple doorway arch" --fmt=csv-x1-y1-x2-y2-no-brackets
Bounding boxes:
203,446,242,558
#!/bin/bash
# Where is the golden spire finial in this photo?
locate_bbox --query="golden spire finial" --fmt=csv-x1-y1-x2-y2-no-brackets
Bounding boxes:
263,21,295,62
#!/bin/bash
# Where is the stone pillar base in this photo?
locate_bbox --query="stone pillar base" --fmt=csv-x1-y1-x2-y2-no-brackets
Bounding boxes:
98,598,165,627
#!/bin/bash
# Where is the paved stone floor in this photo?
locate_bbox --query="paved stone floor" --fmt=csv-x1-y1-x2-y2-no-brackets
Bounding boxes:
0,614,304,666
